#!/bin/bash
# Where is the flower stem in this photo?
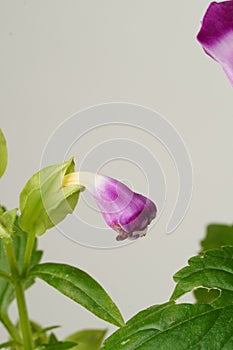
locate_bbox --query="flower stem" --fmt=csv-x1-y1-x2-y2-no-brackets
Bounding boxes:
3,238,33,350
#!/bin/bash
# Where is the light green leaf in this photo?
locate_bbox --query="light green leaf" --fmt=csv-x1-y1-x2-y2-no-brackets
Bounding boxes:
35,342,77,350
0,129,8,179
0,208,18,239
0,218,43,314
170,246,233,302
19,158,84,236
102,302,233,350
29,263,125,328
200,224,233,252
66,329,107,350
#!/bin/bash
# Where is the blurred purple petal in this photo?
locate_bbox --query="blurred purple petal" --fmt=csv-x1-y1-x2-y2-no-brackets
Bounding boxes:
197,1,233,85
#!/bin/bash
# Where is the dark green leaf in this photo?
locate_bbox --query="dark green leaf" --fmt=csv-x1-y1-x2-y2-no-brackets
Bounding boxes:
195,288,233,308
102,302,233,350
49,333,59,344
0,219,43,314
170,246,233,302
66,329,107,350
0,129,8,179
0,340,15,348
200,224,233,252
35,342,77,350
194,287,221,304
19,158,84,236
30,263,125,327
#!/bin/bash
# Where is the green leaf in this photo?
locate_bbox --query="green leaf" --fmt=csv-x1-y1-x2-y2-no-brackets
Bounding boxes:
66,329,107,350
35,342,77,350
194,225,233,304
200,224,233,251
0,208,18,239
49,333,59,343
0,218,43,314
19,158,84,236
0,340,15,348
30,263,125,327
0,129,8,179
30,320,53,345
102,302,233,350
170,246,233,302
194,287,221,304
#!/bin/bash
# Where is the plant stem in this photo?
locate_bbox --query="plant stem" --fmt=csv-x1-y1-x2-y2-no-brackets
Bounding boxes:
22,233,35,277
0,312,21,344
0,269,13,283
14,281,33,350
3,238,33,350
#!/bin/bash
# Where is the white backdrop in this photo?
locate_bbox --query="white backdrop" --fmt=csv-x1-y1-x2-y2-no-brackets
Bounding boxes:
0,0,232,342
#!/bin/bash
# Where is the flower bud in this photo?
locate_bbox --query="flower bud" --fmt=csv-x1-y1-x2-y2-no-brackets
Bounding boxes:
63,172,157,241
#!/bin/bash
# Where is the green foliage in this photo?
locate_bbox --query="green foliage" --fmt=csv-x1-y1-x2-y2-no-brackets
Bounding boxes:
19,158,84,236
66,329,107,350
0,341,15,349
102,226,233,350
0,218,43,314
29,263,125,328
171,246,233,301
35,342,77,350
1,130,233,349
195,224,233,304
193,287,221,304
102,302,233,350
0,129,8,178
200,224,233,251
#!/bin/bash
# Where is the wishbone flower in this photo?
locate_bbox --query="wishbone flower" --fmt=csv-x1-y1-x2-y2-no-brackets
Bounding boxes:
197,1,233,85
63,172,157,241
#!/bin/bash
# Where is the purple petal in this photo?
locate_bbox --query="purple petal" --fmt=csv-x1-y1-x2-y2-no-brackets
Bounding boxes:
90,174,157,240
197,1,233,85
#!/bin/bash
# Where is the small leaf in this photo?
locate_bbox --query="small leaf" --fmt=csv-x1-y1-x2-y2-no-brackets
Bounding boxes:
0,129,8,178
66,329,107,350
102,302,233,350
0,218,43,313
200,224,233,251
0,340,15,348
0,208,18,238
35,342,77,350
30,263,125,327
194,287,221,304
30,320,55,345
49,333,59,343
170,246,233,302
40,325,61,334
19,158,84,236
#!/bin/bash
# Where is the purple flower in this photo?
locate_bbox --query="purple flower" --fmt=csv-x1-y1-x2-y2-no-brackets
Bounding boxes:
197,1,233,85
63,172,157,241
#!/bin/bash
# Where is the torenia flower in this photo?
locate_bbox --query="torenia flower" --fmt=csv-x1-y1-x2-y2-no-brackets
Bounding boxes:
197,1,233,85
63,172,157,241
